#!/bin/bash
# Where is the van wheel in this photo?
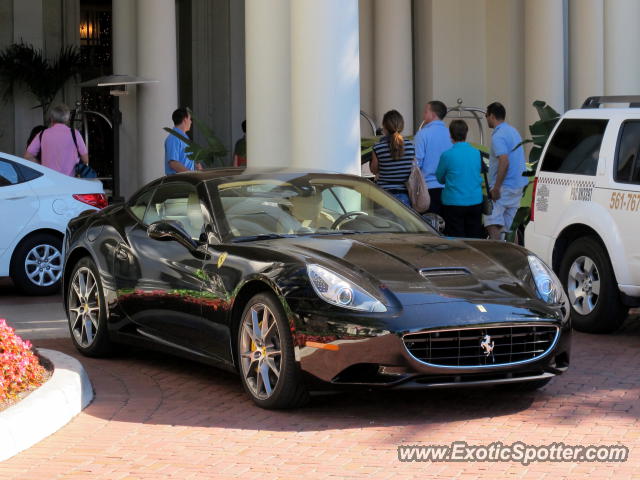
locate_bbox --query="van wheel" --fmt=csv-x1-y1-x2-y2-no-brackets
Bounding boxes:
559,237,627,333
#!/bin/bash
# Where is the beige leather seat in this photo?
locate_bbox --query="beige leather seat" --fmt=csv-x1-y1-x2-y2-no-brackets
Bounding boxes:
289,194,334,229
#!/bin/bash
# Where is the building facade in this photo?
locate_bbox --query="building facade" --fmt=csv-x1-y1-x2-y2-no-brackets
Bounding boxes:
1,0,639,199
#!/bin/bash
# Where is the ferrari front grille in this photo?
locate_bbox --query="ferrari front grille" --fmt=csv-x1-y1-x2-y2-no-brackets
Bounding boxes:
403,325,559,368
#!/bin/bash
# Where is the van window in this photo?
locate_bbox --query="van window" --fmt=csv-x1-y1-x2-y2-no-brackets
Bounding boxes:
614,121,640,185
540,119,608,175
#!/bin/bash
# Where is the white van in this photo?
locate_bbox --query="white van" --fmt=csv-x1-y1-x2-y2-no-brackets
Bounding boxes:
525,96,640,333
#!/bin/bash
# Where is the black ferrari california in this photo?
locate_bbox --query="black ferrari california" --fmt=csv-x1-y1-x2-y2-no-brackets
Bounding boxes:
63,168,570,408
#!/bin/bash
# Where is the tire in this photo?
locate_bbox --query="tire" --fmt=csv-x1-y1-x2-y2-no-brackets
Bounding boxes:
10,232,63,295
66,257,112,357
237,292,309,409
559,236,628,334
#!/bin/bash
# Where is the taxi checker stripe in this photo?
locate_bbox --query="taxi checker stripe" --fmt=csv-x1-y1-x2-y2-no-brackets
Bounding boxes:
537,176,594,188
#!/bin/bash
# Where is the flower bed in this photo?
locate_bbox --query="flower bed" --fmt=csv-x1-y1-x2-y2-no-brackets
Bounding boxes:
1,318,48,411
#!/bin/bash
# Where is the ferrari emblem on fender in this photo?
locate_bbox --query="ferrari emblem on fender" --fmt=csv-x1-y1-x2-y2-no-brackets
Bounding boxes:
480,334,494,356
217,252,228,269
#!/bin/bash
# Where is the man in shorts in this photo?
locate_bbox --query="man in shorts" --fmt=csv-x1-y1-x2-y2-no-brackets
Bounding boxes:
484,102,528,240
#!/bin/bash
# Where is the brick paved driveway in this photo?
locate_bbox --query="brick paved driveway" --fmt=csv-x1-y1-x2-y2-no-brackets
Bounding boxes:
1,318,639,479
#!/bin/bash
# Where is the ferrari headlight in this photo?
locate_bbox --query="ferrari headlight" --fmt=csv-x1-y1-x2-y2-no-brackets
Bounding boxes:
528,255,563,304
307,264,386,312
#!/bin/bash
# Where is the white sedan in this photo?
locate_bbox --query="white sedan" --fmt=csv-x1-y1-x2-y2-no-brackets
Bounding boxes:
0,152,107,295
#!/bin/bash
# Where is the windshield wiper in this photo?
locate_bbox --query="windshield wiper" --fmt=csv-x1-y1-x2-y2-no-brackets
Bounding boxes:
300,230,365,236
231,233,298,243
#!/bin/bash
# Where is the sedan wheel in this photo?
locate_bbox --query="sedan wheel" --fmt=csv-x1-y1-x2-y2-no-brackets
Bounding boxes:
25,243,63,288
238,293,309,409
67,257,112,356
10,232,63,295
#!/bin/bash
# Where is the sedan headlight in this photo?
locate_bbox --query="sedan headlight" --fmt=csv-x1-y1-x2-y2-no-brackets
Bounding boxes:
307,264,387,312
528,255,563,304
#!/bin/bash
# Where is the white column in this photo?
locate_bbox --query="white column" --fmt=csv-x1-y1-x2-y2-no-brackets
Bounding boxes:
604,0,640,95
569,0,604,109
245,0,291,169
413,0,434,129
136,0,178,185
113,0,138,199
373,0,413,133
291,0,361,175
359,0,375,136
524,0,565,129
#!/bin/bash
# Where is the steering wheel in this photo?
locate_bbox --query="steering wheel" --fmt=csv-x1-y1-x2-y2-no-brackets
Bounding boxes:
331,211,369,230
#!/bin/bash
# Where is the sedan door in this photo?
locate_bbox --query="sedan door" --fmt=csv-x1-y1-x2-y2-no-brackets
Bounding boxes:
0,159,39,264
114,181,212,355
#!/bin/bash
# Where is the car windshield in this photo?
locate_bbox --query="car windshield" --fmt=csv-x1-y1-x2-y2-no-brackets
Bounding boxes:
209,174,433,240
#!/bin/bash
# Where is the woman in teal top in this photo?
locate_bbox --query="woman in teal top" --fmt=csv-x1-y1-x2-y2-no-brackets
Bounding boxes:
435,120,483,238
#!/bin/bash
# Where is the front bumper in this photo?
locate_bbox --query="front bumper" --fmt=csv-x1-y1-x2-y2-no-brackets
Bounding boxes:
293,301,571,390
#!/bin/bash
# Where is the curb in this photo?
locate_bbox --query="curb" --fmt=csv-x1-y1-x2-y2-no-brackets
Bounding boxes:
0,348,94,462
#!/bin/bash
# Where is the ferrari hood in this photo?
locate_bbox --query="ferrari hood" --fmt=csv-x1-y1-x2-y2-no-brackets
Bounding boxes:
275,233,534,305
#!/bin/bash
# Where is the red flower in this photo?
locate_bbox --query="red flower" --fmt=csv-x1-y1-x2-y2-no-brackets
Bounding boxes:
0,318,46,401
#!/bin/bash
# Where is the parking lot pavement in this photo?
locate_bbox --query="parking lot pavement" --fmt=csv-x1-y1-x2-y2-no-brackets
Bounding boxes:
0,295,638,479
0,279,68,339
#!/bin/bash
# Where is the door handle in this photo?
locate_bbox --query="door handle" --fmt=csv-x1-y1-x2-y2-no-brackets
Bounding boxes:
6,196,27,200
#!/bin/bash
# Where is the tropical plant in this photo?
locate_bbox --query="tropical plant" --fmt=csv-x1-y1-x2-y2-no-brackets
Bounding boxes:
0,42,82,123
163,110,228,168
503,100,561,243
520,100,561,173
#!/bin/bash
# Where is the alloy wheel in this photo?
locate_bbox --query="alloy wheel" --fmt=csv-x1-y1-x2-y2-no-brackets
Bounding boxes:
68,267,101,347
567,255,601,315
24,243,62,287
239,303,283,400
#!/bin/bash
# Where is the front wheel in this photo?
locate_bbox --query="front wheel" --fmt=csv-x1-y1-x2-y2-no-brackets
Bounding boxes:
559,237,628,333
237,292,309,409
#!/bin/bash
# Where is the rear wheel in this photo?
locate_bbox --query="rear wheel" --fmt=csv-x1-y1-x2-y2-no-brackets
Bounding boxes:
10,232,63,295
237,292,309,409
66,257,112,356
559,237,628,333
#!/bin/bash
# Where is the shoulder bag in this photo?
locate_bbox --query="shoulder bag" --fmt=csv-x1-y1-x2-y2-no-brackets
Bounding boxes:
405,161,430,213
71,129,97,179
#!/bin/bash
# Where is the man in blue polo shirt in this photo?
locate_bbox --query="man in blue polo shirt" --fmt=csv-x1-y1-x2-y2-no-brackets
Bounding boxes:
484,102,528,240
165,108,202,174
413,100,452,215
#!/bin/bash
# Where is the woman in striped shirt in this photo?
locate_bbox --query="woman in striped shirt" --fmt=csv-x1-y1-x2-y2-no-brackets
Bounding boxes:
370,110,415,208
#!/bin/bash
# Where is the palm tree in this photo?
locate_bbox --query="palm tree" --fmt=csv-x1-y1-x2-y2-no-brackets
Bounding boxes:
0,42,82,123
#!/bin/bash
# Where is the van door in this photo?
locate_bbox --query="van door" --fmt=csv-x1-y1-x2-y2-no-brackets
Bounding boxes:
605,119,640,288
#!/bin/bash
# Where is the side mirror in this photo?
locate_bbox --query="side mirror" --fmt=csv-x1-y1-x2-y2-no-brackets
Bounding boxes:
421,213,445,234
147,220,199,251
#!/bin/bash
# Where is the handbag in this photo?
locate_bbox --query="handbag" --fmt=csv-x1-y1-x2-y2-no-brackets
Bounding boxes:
405,161,430,213
69,128,97,178
482,164,494,216
74,161,98,179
